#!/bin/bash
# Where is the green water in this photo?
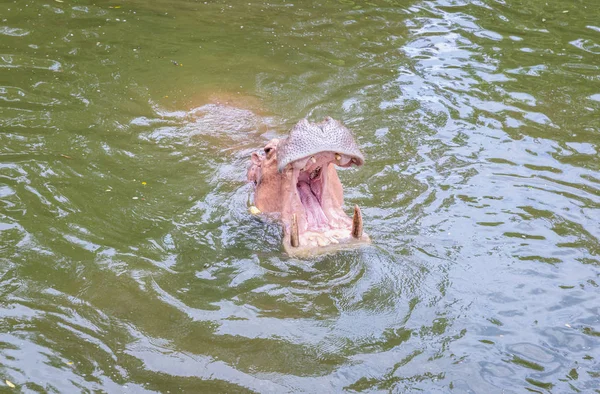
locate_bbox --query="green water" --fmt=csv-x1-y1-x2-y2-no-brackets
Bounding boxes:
1,0,599,392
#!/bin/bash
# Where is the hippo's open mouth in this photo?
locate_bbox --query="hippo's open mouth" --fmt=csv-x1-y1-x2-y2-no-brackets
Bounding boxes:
283,150,369,255
248,117,370,256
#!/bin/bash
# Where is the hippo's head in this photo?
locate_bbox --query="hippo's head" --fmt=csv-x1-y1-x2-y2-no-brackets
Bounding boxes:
248,117,369,256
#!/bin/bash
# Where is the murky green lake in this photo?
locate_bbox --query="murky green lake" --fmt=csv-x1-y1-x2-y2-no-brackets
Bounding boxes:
1,0,599,392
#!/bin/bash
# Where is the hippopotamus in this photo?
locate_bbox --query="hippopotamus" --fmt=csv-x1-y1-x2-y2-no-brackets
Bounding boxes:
247,117,370,256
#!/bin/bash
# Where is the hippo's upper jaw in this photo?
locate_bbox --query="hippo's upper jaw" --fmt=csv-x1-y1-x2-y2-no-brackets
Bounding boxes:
248,117,370,257
277,117,365,172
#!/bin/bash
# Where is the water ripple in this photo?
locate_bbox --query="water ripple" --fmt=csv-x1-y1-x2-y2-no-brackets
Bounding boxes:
0,0,599,392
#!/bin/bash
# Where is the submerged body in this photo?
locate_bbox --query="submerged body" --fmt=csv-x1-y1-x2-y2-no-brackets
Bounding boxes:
248,117,369,256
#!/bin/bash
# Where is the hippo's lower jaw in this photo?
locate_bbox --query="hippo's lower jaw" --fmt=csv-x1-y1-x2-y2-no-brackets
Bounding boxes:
279,151,370,257
282,214,371,257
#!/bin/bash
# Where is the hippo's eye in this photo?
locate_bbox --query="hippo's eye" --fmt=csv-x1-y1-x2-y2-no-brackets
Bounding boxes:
264,147,272,155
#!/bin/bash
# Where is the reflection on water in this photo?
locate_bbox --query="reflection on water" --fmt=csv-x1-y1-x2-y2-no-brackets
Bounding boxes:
1,0,599,392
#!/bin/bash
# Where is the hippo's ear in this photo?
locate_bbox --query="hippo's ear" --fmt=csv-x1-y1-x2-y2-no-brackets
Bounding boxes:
251,152,262,166
248,153,262,183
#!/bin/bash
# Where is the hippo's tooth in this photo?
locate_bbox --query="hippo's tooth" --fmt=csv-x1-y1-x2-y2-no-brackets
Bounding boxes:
335,153,341,161
311,156,316,163
351,158,357,164
291,214,299,247
352,205,363,239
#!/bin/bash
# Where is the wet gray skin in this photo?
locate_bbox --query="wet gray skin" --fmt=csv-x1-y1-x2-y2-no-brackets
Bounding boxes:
277,117,365,172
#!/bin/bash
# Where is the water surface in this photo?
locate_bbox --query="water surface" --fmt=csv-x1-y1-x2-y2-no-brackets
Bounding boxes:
1,0,599,392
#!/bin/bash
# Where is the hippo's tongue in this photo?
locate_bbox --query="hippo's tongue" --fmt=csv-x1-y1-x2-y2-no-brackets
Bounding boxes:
297,181,329,230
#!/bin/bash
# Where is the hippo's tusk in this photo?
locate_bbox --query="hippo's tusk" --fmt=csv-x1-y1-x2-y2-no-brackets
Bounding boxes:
291,214,299,247
351,205,363,239
310,156,316,163
335,153,341,161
